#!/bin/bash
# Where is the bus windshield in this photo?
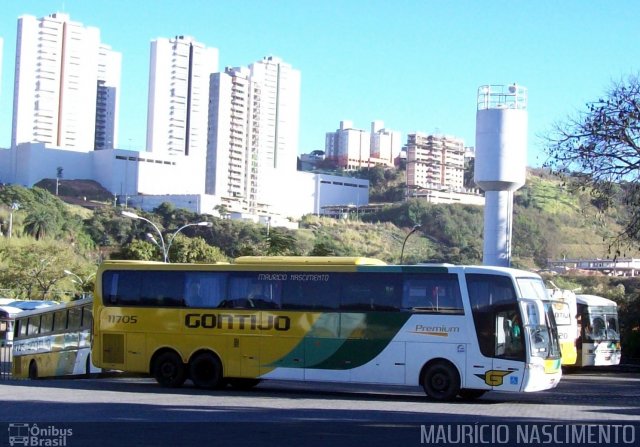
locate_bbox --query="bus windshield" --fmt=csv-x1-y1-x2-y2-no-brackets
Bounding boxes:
516,277,548,301
522,300,561,359
587,308,620,341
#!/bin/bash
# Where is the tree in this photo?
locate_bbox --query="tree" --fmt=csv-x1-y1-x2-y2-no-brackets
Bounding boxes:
0,240,84,300
169,235,227,263
545,74,640,253
118,239,158,261
266,229,300,256
23,206,58,240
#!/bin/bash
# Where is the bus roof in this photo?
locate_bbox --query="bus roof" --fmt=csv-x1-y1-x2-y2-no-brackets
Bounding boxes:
10,298,92,319
0,305,24,318
576,294,617,307
234,256,387,266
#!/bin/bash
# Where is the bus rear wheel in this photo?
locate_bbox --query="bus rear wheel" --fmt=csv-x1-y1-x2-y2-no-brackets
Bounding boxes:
153,351,186,388
28,360,38,380
189,352,223,389
422,361,460,401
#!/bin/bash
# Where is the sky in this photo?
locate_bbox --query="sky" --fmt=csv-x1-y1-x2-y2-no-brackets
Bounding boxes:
0,0,638,167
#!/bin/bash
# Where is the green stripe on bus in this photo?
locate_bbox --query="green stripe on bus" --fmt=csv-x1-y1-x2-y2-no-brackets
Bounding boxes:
270,312,411,370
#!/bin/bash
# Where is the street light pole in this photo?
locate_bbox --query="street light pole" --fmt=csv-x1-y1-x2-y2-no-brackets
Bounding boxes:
400,225,422,264
63,270,96,299
165,222,213,260
122,211,212,263
122,210,167,262
8,202,19,238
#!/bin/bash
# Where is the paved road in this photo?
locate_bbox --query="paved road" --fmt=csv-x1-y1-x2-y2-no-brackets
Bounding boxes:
0,369,638,446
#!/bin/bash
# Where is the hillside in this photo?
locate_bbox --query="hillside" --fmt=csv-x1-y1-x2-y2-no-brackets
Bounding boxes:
11,168,639,269
347,168,640,268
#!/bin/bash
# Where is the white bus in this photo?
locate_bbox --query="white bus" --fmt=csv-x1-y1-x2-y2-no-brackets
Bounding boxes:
12,298,100,379
0,300,59,347
92,257,562,400
575,294,621,367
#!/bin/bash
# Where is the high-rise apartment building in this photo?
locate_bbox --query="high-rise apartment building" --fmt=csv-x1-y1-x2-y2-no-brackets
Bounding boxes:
370,120,402,165
325,120,400,170
405,133,465,190
146,35,218,160
11,13,120,150
207,67,255,200
95,44,121,149
325,121,371,170
206,56,300,214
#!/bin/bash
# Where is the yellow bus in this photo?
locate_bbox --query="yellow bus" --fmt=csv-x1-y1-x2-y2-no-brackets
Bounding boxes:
12,298,100,379
545,288,579,366
545,289,621,368
92,257,562,400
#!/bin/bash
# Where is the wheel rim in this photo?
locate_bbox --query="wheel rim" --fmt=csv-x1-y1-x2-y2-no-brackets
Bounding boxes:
432,371,449,392
160,362,177,379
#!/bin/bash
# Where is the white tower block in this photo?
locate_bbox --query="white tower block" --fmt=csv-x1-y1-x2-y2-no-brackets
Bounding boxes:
474,84,528,267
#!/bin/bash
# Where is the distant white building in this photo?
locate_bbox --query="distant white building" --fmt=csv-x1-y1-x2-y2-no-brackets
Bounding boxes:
11,13,121,151
0,142,203,197
325,120,400,170
1,14,367,225
0,143,368,222
370,120,402,166
547,258,640,277
405,133,465,190
206,56,301,216
146,35,218,162
404,133,483,205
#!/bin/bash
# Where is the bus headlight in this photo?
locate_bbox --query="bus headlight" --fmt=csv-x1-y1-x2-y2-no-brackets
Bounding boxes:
526,362,544,372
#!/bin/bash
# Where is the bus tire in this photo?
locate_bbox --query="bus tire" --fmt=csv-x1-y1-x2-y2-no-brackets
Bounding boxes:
152,351,186,388
458,389,486,400
28,360,38,380
421,361,460,401
189,352,223,389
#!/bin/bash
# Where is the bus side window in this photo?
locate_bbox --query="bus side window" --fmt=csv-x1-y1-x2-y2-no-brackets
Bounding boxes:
403,274,463,314
40,312,54,334
82,306,93,330
53,310,68,332
18,318,28,337
184,272,226,308
141,271,185,307
341,273,400,311
281,276,339,310
27,316,41,336
226,274,283,309
68,307,82,330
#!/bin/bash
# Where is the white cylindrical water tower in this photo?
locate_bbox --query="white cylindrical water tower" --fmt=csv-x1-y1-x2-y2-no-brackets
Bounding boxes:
474,84,528,267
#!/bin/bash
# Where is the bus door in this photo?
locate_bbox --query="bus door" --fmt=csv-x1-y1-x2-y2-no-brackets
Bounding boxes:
125,332,147,372
490,305,525,392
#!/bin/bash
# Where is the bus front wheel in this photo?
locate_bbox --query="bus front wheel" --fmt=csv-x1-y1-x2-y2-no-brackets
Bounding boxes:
152,351,186,388
421,361,460,401
189,352,223,389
